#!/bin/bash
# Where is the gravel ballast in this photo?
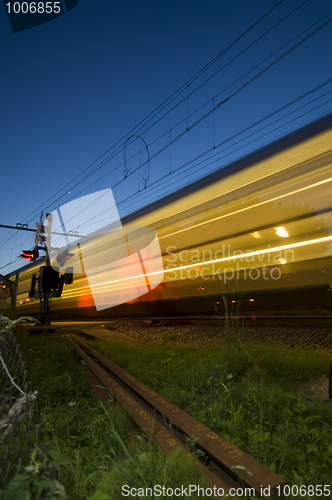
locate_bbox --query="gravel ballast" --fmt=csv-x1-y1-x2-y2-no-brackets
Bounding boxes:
78,321,332,352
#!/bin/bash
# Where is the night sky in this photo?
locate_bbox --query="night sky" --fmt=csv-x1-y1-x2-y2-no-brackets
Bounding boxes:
1,0,332,274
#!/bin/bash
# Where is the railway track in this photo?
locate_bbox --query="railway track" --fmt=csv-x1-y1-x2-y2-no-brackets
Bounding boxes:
150,316,332,327
55,315,332,328
66,333,289,499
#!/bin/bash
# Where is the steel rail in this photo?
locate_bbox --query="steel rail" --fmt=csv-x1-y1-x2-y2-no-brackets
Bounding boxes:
66,335,241,499
68,334,289,498
53,315,332,328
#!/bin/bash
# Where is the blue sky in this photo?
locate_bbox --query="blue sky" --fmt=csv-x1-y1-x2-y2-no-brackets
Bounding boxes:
1,0,332,274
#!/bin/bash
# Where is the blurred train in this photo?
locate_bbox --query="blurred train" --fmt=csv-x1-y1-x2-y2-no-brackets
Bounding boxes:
8,112,332,319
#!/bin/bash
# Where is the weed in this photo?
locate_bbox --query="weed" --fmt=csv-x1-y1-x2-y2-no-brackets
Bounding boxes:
4,448,68,500
91,339,332,495
5,326,332,498
215,281,245,346
95,442,209,500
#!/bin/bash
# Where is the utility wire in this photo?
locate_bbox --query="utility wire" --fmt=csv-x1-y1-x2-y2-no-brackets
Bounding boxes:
41,83,332,237
3,3,332,269
2,86,331,274
2,9,332,263
96,13,332,195
110,87,332,217
29,3,332,220
17,0,285,227
3,10,332,242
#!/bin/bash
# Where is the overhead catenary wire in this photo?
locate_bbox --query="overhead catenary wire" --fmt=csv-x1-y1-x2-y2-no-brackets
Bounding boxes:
14,0,286,228
2,87,332,273
37,83,332,238
123,93,332,214
78,87,332,225
27,4,332,224
85,13,332,201
42,6,332,218
2,2,332,272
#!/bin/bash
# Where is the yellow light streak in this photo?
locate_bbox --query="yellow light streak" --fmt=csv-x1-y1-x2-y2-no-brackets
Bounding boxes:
158,176,332,240
62,235,332,296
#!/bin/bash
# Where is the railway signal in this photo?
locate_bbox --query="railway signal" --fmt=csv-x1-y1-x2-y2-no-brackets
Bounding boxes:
20,249,39,261
1,212,75,327
24,212,74,325
56,248,75,267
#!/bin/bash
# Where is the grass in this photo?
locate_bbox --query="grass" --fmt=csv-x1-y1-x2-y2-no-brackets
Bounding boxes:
2,327,210,499
2,322,332,499
85,339,332,498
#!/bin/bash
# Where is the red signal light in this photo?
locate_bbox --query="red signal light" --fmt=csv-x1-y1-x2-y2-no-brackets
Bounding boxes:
20,249,39,261
56,249,75,267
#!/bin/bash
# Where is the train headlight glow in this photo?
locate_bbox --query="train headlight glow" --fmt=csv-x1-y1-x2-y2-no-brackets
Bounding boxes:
275,227,289,237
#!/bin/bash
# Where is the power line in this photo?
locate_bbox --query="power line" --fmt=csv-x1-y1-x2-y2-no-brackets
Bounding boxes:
3,3,332,270
31,4,332,221
2,88,331,274
114,87,332,216
101,13,332,195
3,9,332,261
43,84,332,236
17,0,286,227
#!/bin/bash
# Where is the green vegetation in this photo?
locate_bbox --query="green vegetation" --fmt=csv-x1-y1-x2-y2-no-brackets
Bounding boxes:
4,448,69,500
2,324,332,499
84,339,332,499
2,328,209,499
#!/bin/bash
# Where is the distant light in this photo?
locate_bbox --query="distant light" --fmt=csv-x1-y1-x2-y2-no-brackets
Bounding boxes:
275,227,289,237
232,300,236,303
216,301,220,304
249,298,254,302
251,231,262,239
